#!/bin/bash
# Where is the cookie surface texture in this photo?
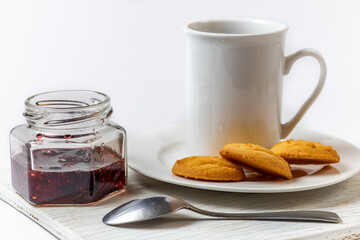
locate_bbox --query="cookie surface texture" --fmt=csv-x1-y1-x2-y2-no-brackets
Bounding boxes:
271,139,340,164
172,156,245,181
219,143,292,180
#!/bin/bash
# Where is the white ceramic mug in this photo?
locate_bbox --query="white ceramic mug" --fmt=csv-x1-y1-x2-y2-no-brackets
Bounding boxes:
184,19,326,155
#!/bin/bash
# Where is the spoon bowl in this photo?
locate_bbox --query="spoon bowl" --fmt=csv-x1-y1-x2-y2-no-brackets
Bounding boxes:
103,195,341,225
103,196,186,225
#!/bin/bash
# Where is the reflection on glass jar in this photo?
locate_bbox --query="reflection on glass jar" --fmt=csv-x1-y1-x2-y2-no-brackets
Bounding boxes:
9,90,127,206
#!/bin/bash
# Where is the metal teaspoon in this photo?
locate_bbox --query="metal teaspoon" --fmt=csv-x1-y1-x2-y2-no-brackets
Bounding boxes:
102,195,341,225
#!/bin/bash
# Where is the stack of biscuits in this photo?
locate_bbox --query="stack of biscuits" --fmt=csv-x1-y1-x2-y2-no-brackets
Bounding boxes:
172,139,340,181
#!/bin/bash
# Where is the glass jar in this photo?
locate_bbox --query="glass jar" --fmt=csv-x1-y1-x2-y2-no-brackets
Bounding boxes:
9,90,127,206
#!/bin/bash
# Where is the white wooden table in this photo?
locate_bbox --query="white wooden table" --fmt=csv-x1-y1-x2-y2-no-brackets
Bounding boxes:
1,166,360,240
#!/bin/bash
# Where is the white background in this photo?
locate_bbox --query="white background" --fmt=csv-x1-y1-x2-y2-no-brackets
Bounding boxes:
0,0,359,239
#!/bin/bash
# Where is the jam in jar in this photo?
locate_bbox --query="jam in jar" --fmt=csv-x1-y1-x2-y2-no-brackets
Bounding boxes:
9,90,127,206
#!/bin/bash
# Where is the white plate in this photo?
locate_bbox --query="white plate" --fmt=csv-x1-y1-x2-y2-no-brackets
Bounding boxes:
128,124,360,193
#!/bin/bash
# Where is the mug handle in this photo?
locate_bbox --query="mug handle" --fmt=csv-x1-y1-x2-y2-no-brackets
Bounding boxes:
281,48,327,139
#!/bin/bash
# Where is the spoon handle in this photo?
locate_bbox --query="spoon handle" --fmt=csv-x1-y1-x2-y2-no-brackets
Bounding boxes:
187,206,340,223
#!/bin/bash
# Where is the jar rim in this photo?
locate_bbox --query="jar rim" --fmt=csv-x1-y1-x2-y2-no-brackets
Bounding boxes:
25,90,110,110
24,90,113,128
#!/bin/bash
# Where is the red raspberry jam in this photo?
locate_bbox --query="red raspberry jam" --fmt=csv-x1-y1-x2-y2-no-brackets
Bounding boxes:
11,147,126,205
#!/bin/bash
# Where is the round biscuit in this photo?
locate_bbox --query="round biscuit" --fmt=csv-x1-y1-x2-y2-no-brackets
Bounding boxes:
219,143,292,180
172,156,245,181
271,139,340,164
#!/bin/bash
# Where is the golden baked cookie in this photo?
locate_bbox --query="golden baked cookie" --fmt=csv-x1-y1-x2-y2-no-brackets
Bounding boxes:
271,139,340,164
172,156,245,181
219,143,292,180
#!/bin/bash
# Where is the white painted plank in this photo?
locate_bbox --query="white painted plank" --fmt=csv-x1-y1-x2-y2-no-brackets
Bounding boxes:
1,168,360,240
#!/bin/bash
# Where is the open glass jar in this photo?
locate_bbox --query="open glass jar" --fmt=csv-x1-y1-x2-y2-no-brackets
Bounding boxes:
9,90,127,206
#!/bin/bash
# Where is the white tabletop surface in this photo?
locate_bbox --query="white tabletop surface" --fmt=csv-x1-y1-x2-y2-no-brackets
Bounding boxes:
1,0,360,239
